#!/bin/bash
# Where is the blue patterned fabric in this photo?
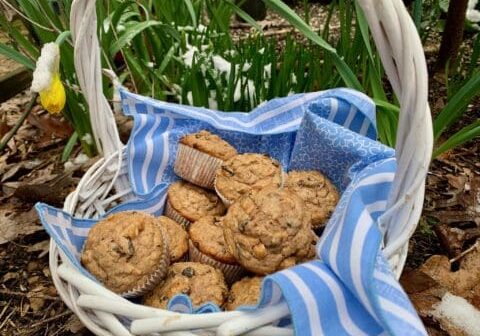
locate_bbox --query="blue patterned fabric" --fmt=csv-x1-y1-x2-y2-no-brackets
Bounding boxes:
35,87,426,336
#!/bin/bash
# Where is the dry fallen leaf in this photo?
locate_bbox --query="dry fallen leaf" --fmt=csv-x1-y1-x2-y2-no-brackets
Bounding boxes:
419,243,480,305
0,208,43,244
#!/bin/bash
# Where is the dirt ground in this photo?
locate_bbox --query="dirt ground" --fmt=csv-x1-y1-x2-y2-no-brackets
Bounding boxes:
0,4,479,336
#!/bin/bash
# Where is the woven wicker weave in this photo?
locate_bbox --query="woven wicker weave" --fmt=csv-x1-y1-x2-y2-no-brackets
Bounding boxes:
49,0,433,335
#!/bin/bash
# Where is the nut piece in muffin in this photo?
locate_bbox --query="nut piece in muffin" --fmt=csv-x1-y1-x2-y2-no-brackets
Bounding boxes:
165,181,226,227
214,153,283,205
285,170,339,229
189,216,245,283
157,216,189,262
175,130,238,189
226,276,263,310
223,186,316,274
143,262,228,309
81,211,169,296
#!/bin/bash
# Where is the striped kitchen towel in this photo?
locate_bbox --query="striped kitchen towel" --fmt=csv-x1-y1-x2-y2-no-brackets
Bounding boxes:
36,87,426,335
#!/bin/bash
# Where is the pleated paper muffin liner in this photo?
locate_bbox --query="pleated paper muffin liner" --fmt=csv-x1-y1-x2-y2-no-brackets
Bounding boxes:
174,144,224,189
164,199,192,229
188,239,245,285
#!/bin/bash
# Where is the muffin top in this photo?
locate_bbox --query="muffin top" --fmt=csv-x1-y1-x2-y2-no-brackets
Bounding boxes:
215,153,283,203
223,187,316,274
168,181,226,222
143,262,228,309
158,216,189,262
81,211,169,294
189,216,236,264
285,170,339,228
226,276,263,310
180,130,237,161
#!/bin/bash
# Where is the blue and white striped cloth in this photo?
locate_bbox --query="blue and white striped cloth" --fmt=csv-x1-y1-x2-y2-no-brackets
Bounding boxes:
36,88,426,335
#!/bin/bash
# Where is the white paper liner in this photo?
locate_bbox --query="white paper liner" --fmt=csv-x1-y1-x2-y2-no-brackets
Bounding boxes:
121,225,170,298
164,199,192,229
188,240,245,284
174,144,224,189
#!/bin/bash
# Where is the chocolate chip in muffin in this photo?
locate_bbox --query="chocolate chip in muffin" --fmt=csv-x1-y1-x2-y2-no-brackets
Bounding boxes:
143,262,228,309
215,153,284,205
223,186,316,275
81,211,170,295
284,170,339,229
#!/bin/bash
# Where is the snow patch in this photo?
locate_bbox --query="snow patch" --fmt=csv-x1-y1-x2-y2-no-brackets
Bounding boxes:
31,43,60,93
432,292,480,336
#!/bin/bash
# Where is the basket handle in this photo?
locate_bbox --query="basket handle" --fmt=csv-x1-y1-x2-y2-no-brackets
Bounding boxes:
70,0,433,270
70,0,123,158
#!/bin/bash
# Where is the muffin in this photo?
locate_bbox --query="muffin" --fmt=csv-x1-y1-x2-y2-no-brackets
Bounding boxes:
175,130,237,189
165,181,226,228
189,216,245,284
223,186,316,274
214,153,283,206
285,170,339,229
143,262,228,309
157,216,189,262
226,276,263,310
81,211,170,297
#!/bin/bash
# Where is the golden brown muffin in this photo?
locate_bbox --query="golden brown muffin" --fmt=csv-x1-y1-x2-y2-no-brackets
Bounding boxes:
157,216,189,262
223,187,316,274
143,262,228,309
214,153,283,205
81,211,169,296
285,170,339,229
189,216,245,283
165,181,226,227
179,130,237,161
226,276,263,310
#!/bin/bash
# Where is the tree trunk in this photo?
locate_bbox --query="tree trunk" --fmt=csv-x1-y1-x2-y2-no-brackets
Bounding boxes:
437,0,469,71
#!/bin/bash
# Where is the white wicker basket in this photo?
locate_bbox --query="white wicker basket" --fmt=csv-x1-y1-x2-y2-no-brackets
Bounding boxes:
49,0,433,335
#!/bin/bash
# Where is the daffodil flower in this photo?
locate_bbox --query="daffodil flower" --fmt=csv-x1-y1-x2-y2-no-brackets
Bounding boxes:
31,42,66,115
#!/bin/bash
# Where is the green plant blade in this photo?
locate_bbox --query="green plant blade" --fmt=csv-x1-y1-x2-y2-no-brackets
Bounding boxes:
0,43,36,70
225,0,262,32
182,0,198,27
61,131,79,162
262,0,363,91
433,71,480,140
433,119,480,158
110,21,179,56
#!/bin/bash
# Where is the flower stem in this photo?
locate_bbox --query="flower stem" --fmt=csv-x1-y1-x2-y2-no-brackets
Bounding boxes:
0,93,38,153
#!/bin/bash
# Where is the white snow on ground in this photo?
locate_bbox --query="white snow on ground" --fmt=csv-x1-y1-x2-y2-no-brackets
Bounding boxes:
432,292,480,336
467,0,480,23
212,55,232,75
182,44,199,68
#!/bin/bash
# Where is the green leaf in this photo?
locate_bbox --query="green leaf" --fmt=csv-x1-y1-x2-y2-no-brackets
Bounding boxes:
374,99,399,147
61,132,79,162
225,0,262,32
182,0,198,27
262,0,363,91
412,0,423,32
110,21,178,56
433,71,480,140
433,119,480,158
0,43,36,70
